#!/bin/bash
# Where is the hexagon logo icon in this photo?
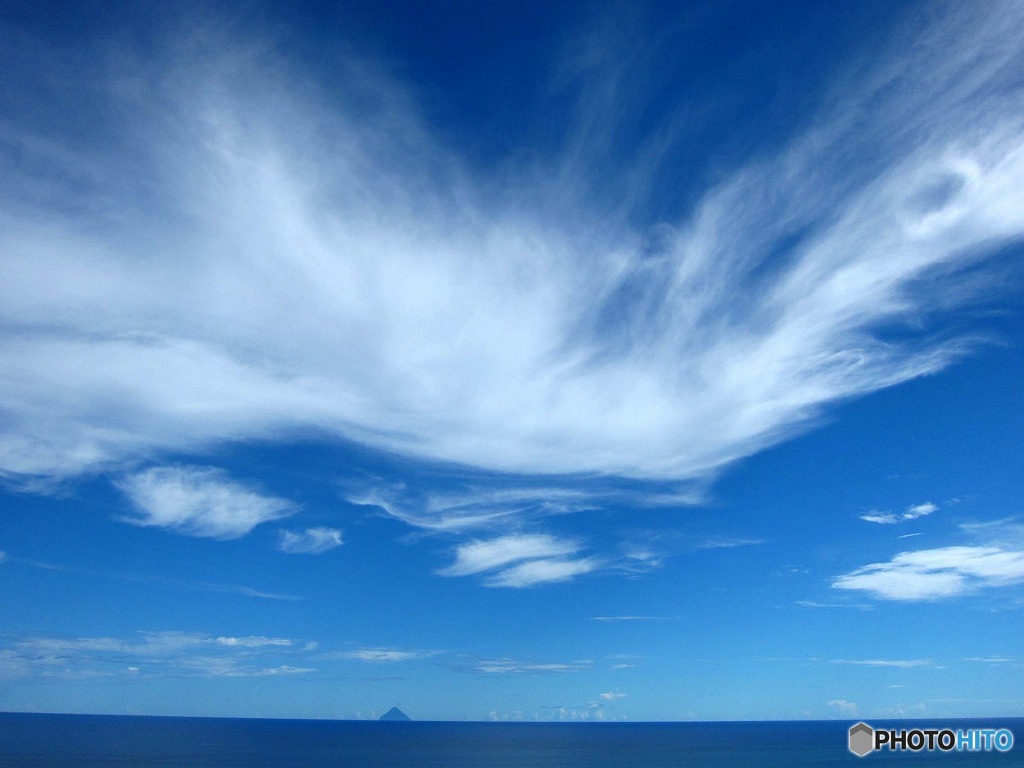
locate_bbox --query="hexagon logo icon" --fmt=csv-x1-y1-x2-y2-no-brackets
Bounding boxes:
849,722,874,757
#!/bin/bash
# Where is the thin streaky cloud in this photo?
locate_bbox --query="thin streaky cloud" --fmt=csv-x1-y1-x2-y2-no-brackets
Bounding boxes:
484,557,600,588
794,601,873,610
438,535,581,577
332,648,440,663
1,630,315,680
214,636,293,648
0,2,1020,497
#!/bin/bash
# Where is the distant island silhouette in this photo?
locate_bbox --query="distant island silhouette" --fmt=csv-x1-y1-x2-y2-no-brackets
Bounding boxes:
379,707,410,722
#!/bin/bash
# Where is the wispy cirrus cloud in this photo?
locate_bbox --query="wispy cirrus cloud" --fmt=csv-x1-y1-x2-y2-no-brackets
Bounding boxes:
214,636,293,648
1,630,315,679
116,466,296,539
485,557,600,588
830,659,934,668
332,648,440,663
474,658,593,674
833,545,1024,601
278,527,343,554
438,534,581,576
828,699,859,717
437,534,599,587
835,518,1024,601
0,1,1021,505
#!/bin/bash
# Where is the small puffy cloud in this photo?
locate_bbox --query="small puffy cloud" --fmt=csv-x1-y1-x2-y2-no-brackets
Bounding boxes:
905,502,939,519
833,546,1024,600
116,466,296,539
278,527,343,554
828,699,859,717
860,501,938,525
600,691,627,701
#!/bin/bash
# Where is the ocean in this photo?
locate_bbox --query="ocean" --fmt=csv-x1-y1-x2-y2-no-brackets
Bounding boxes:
1,714,1021,767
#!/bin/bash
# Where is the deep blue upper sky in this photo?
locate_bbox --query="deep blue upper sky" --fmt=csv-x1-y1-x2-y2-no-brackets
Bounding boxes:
1,0,1023,721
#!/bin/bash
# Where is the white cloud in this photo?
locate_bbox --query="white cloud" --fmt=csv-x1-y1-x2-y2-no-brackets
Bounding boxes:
437,534,598,588
215,636,293,647
860,501,938,525
485,557,599,588
116,466,296,539
833,546,1024,600
0,550,6,563
590,615,678,621
828,699,859,717
689,536,764,550
337,648,436,663
794,601,872,610
600,691,627,701
0,3,1021,500
178,657,315,677
439,535,580,576
278,527,343,554
905,503,939,519
475,659,592,674
830,659,933,668
1,630,313,679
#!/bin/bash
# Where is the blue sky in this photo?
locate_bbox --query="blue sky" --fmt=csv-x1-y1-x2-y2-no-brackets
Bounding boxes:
1,0,1023,721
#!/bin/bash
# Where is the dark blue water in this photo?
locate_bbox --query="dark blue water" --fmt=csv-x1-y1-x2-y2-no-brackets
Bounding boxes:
1,714,1021,767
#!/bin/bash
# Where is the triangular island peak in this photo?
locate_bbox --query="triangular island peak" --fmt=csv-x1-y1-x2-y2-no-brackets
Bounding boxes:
379,707,410,722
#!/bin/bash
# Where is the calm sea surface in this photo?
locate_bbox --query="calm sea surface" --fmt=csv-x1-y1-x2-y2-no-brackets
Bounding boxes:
1,714,1021,767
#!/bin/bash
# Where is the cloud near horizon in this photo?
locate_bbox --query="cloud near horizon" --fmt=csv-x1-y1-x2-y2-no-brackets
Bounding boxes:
0,2,1022,503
